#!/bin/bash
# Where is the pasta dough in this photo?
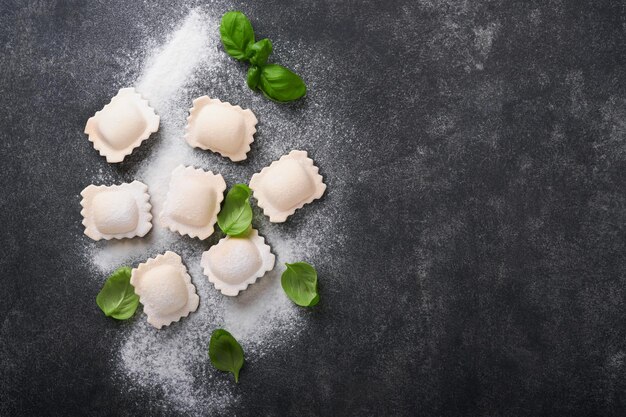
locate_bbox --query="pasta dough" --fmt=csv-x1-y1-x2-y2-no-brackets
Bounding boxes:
184,96,257,162
249,150,326,222
80,181,152,241
131,251,200,329
201,229,275,296
84,88,159,163
160,165,226,240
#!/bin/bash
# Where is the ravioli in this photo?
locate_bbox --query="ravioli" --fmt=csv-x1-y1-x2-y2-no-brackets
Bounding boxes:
84,87,159,163
80,181,152,241
201,229,275,296
130,251,200,329
160,165,226,240
249,150,326,222
184,96,257,162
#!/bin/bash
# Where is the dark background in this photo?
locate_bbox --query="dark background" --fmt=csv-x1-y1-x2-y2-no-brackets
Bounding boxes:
2,0,626,416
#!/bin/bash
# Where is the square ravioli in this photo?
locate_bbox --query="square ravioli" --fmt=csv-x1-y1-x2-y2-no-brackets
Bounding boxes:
184,96,257,162
160,165,226,240
85,87,159,163
249,150,326,222
80,181,152,241
131,251,199,329
201,228,275,296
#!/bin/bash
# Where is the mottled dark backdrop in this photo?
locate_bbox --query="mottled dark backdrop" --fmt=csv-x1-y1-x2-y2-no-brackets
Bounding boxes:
2,0,626,416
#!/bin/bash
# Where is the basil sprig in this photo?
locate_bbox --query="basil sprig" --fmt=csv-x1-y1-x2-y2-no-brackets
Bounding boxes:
281,262,320,307
96,266,139,320
209,329,245,383
217,184,253,236
220,11,306,102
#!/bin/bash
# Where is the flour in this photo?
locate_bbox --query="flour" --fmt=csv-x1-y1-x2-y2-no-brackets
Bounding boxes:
84,7,345,415
89,10,214,273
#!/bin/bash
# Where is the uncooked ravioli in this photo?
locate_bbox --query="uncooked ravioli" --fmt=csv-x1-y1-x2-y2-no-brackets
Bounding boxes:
201,228,275,296
184,96,257,162
130,251,200,329
80,181,152,241
84,88,159,163
160,165,226,240
249,150,326,222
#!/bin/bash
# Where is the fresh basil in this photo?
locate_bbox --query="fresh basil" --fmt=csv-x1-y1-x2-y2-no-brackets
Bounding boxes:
217,184,253,236
248,38,273,66
281,262,319,307
259,64,307,102
247,65,261,89
96,266,139,320
220,11,255,60
209,329,245,383
219,11,307,102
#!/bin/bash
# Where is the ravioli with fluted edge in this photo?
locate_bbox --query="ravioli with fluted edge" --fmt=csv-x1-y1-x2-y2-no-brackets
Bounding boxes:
130,251,200,329
249,150,326,223
80,181,152,241
84,88,159,163
201,229,275,296
184,96,257,162
160,165,226,240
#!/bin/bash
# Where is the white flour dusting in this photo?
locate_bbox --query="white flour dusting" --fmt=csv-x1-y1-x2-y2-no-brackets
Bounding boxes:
89,10,211,272
83,7,346,416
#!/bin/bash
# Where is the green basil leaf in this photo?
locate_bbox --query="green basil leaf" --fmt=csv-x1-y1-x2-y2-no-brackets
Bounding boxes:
247,65,261,90
217,184,253,236
248,38,273,66
281,262,319,307
96,266,139,320
220,11,255,61
259,64,307,102
208,329,245,383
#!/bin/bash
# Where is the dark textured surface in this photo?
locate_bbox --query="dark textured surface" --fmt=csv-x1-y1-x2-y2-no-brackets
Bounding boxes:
2,0,626,416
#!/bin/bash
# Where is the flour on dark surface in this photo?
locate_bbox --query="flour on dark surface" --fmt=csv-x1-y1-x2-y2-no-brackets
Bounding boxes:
80,6,349,415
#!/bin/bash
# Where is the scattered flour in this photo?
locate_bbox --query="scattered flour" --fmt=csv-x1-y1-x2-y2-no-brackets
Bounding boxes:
83,7,346,415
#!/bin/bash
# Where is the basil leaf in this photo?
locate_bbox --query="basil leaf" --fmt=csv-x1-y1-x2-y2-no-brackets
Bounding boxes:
217,184,253,236
220,11,255,61
96,266,139,320
281,262,319,307
247,65,261,90
259,64,307,102
248,38,273,66
209,329,245,383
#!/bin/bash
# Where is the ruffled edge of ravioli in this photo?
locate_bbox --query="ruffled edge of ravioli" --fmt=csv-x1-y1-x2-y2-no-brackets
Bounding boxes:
200,229,275,296
159,165,226,240
184,96,257,162
80,180,153,241
130,251,200,329
84,87,160,163
249,150,326,223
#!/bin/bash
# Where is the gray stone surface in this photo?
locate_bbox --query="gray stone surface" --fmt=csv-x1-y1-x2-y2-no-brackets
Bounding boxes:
1,0,626,416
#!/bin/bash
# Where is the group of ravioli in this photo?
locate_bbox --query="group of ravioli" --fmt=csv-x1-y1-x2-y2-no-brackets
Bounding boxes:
81,88,326,329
